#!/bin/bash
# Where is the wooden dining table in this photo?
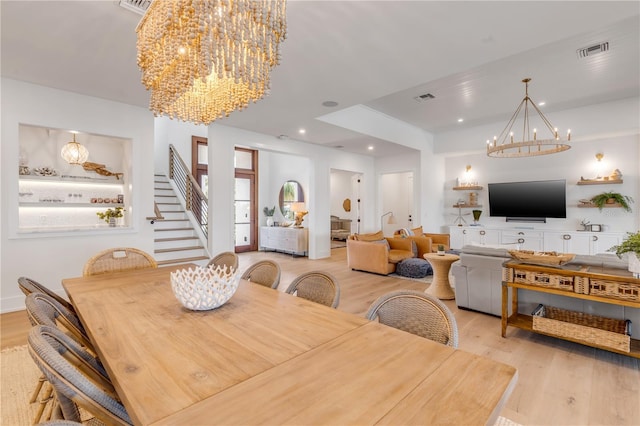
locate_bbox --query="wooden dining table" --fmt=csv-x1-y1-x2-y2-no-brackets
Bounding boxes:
63,264,517,426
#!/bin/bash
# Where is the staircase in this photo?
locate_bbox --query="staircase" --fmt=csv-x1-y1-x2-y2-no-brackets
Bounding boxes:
153,174,209,266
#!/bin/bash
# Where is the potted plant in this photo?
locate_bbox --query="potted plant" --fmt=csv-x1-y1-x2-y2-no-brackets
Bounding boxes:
609,231,640,277
437,244,446,255
590,192,634,212
263,206,276,227
97,206,124,227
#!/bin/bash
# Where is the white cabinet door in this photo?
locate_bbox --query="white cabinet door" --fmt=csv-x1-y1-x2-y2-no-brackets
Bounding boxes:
449,226,464,249
459,228,501,246
544,232,591,255
590,233,623,255
501,231,543,251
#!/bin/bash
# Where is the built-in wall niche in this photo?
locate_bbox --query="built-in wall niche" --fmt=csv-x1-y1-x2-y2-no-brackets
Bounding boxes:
17,123,133,234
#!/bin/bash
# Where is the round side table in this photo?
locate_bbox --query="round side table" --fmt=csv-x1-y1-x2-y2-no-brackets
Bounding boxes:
423,253,460,300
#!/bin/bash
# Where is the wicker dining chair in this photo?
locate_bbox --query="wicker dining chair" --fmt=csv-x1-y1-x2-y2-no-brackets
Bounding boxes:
82,247,157,276
25,292,93,351
285,271,340,308
207,251,239,273
28,325,132,426
365,290,459,348
18,276,75,312
241,260,281,289
25,292,98,424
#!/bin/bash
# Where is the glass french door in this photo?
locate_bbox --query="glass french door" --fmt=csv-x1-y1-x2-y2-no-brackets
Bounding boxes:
234,148,257,252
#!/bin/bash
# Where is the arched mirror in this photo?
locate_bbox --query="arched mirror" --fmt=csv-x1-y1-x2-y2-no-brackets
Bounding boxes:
279,180,304,220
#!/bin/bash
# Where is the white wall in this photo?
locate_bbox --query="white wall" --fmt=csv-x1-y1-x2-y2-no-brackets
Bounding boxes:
442,135,639,232
1,79,155,312
154,117,207,176
436,98,640,233
202,123,375,259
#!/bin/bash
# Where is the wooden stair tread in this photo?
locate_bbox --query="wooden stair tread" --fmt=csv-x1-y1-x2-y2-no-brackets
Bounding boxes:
157,256,210,266
155,227,194,232
154,236,200,242
155,245,204,254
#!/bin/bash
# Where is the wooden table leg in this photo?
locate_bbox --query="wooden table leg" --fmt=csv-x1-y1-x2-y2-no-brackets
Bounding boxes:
501,283,508,338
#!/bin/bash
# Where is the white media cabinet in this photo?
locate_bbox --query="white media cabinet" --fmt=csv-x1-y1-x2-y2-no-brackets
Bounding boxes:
449,226,624,255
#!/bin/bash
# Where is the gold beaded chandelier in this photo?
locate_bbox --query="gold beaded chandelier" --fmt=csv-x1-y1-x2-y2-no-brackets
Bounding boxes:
136,0,287,125
486,78,571,158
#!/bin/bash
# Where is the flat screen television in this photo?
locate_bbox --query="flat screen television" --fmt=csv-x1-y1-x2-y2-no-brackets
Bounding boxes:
488,179,566,223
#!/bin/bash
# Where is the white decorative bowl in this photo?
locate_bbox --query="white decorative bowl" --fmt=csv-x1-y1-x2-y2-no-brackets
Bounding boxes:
170,265,240,310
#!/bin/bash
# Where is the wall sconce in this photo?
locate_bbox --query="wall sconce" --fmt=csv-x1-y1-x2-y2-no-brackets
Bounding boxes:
460,165,477,187
290,202,308,228
594,153,604,179
380,211,397,232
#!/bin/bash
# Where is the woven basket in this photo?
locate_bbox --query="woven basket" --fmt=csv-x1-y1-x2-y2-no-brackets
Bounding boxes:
532,304,631,353
508,250,575,266
574,276,590,295
589,279,640,302
512,269,574,292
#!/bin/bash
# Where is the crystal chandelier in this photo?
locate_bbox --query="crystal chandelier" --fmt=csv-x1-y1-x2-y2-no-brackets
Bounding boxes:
486,78,571,158
136,0,287,125
61,133,89,165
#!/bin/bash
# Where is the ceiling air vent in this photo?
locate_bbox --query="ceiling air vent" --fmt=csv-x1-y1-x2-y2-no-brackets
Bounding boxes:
577,42,609,59
414,93,435,102
118,0,151,15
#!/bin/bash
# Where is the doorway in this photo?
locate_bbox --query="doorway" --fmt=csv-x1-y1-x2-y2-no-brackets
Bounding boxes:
234,148,258,253
380,171,414,235
191,139,258,253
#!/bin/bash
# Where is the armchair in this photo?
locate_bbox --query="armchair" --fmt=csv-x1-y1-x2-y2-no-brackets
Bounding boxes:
394,226,450,256
347,231,415,275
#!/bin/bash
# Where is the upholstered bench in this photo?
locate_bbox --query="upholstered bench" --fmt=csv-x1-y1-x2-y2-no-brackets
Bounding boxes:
396,258,433,278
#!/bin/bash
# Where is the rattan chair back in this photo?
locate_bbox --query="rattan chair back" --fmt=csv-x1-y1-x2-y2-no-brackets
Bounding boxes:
83,247,157,276
25,292,94,351
207,251,239,273
241,260,281,289
285,271,340,308
28,325,131,425
18,276,75,312
365,290,459,347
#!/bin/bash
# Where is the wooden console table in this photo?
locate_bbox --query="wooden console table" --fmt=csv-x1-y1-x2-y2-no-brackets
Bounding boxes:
501,260,640,358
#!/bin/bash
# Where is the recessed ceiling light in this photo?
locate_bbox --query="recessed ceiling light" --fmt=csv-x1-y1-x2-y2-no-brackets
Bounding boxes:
457,118,464,123
322,101,339,107
368,146,374,150
298,129,306,134
538,101,546,106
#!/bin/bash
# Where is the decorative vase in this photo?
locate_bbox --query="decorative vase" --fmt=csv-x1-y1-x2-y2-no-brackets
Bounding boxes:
109,217,116,227
170,265,241,310
629,252,640,279
472,209,482,225
266,216,274,227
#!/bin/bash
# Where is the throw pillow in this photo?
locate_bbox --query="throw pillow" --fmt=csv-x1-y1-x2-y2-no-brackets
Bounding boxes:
411,226,423,235
354,231,384,242
398,228,413,237
370,239,391,250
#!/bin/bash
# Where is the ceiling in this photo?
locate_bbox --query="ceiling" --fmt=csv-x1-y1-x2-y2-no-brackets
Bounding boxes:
2,1,639,157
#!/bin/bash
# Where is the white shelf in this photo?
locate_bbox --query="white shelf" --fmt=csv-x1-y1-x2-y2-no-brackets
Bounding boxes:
19,202,124,208
19,175,122,186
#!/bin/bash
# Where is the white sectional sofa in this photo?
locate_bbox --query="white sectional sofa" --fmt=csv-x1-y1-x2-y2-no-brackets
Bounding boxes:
452,244,640,339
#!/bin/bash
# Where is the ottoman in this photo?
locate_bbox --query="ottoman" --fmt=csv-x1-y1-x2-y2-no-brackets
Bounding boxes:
396,258,433,278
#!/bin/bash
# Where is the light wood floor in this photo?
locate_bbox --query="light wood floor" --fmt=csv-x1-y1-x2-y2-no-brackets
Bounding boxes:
3,248,639,425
